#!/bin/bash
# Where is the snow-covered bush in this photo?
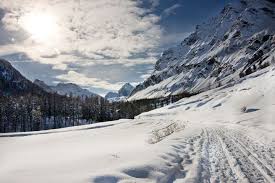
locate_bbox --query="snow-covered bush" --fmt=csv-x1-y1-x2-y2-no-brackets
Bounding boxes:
241,106,247,113
148,122,186,144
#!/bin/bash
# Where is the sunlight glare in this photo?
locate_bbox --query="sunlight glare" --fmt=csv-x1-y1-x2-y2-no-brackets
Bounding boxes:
20,12,58,42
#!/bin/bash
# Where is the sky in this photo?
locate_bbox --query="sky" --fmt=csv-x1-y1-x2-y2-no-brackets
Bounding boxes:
0,0,235,96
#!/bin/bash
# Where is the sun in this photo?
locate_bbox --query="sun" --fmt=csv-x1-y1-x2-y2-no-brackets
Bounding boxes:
20,12,58,42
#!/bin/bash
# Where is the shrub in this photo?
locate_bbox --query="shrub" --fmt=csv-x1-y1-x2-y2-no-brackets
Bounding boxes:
241,106,247,113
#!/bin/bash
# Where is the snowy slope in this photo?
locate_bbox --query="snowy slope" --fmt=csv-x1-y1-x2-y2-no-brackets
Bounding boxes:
130,0,275,100
0,67,274,183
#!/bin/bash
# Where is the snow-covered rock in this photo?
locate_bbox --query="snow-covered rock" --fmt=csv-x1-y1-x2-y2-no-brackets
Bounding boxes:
130,0,275,100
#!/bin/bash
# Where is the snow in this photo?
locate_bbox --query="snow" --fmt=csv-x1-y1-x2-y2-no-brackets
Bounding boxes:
0,67,274,183
106,96,127,103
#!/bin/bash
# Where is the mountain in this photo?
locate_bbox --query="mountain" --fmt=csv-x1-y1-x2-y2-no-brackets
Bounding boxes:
52,83,99,98
118,83,134,97
105,92,120,99
34,78,100,98
105,83,134,102
129,0,275,100
33,79,54,93
34,81,99,98
0,59,44,95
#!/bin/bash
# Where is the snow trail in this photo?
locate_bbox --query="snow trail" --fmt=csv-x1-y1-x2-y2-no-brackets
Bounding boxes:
169,126,275,183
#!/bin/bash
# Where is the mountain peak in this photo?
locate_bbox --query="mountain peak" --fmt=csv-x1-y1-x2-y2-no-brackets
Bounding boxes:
34,79,54,93
0,59,44,95
34,80,100,98
53,82,99,97
118,83,134,97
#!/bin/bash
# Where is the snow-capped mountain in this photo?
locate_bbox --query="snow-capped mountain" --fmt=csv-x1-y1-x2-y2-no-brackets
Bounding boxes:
52,83,99,97
53,83,99,97
0,59,44,95
118,83,134,97
130,0,275,100
34,79,100,98
105,83,134,102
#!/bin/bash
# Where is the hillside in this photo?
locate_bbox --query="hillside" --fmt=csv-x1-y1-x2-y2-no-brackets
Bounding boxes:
0,59,46,96
130,0,275,100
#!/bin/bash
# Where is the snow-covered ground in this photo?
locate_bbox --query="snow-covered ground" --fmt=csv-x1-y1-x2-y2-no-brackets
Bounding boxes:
0,67,274,183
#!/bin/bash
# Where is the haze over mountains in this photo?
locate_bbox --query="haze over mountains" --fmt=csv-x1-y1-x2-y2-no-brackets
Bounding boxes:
0,58,133,99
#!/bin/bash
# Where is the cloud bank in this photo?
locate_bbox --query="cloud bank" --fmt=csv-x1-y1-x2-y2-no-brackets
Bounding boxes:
0,0,163,93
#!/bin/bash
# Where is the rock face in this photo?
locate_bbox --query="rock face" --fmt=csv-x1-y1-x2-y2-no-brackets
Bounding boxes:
129,0,275,100
0,59,43,95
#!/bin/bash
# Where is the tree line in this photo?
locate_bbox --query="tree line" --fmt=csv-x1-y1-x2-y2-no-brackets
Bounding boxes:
0,91,193,133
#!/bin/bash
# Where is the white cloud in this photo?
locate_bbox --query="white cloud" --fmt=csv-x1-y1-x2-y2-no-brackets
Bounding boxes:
0,0,165,91
162,4,182,17
0,0,162,64
56,70,123,90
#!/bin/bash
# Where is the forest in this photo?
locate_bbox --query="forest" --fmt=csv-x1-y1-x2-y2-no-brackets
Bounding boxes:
0,91,192,133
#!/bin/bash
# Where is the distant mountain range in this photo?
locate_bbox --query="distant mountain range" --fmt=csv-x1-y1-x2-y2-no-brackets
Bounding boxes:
129,0,275,100
0,59,100,98
34,79,99,98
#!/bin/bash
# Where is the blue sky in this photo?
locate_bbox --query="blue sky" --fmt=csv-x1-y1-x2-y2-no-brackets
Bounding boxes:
0,0,235,96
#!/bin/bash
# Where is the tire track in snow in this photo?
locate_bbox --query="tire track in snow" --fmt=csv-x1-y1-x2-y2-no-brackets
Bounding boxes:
228,129,275,174
172,127,274,183
178,130,211,183
216,128,275,183
207,128,238,182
